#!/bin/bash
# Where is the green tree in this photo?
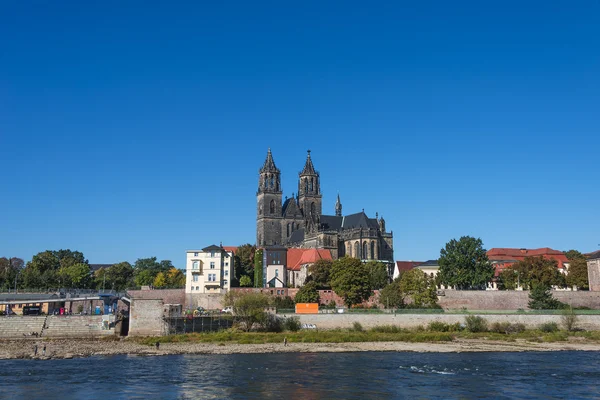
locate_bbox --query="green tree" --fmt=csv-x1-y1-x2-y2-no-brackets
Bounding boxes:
106,262,134,291
399,268,438,308
235,244,256,278
365,261,389,290
223,291,270,332
512,256,565,290
58,263,91,288
22,251,61,288
294,281,320,304
153,272,167,288
134,269,155,287
330,257,372,307
497,269,518,290
133,257,172,286
528,284,564,310
0,257,24,291
240,275,253,287
438,236,494,290
379,279,404,309
565,250,589,290
308,259,333,289
254,249,263,288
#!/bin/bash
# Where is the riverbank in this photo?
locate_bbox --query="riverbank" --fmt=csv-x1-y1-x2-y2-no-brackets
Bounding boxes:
2,336,600,360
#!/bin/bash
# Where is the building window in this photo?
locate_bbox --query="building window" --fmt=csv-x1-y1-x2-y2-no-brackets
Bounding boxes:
191,286,194,291
194,252,198,257
210,262,215,269
211,251,215,257
192,261,199,270
225,270,228,276
354,242,359,258
196,286,199,291
275,269,279,277
225,262,228,266
287,223,290,237
371,241,375,260
223,280,228,286
363,242,368,260
193,275,199,282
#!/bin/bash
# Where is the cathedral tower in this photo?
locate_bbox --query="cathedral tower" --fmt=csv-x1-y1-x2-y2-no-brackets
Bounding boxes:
256,148,283,246
335,193,342,217
298,150,322,228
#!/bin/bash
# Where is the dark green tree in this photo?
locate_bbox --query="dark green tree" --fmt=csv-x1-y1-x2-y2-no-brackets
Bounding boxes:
294,281,320,304
365,261,389,290
106,262,134,291
438,236,494,290
58,263,91,288
528,284,564,310
330,257,372,307
497,269,518,290
379,279,404,309
22,251,61,288
235,244,256,278
254,249,263,288
133,257,172,286
512,256,565,290
308,259,333,289
0,257,24,291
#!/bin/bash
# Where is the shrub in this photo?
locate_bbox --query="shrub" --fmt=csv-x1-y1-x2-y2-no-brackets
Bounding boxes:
284,316,301,332
489,322,525,334
272,296,295,309
259,313,283,333
539,322,559,333
561,307,578,332
465,316,488,333
428,321,452,332
371,325,403,333
352,321,364,332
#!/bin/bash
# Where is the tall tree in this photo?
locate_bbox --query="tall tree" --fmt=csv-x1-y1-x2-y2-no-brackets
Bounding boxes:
166,268,186,287
106,262,134,291
254,249,263,288
133,257,172,286
330,257,372,307
294,281,320,304
308,259,333,289
438,236,494,290
22,251,61,288
365,261,389,290
0,257,24,291
58,263,91,288
235,244,256,277
565,250,589,290
153,272,167,288
399,269,438,308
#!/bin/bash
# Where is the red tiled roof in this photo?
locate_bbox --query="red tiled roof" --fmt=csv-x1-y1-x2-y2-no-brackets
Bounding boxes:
487,248,569,269
222,246,237,254
395,261,423,272
287,248,332,271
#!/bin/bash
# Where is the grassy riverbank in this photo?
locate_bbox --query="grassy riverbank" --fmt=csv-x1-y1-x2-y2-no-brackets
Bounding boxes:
135,326,600,346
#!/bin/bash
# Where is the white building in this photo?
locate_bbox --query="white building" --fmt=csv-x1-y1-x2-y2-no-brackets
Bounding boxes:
186,245,234,294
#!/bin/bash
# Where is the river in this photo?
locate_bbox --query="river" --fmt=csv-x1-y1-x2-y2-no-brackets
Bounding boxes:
1,351,598,399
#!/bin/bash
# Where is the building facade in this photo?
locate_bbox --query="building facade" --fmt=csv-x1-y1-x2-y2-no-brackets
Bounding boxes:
185,245,234,294
256,149,394,271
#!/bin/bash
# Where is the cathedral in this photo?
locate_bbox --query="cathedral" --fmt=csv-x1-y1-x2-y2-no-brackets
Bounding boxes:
256,149,394,267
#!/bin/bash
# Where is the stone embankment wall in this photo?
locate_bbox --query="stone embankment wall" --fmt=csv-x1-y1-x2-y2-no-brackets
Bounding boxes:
293,313,600,331
129,299,165,336
127,289,185,305
437,290,600,310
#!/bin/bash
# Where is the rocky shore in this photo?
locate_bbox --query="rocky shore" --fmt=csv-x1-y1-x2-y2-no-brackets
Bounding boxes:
1,337,600,360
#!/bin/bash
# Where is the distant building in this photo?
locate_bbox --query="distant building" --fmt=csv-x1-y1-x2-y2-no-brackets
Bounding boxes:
393,261,423,280
287,248,333,288
587,252,600,292
185,245,234,294
255,149,394,273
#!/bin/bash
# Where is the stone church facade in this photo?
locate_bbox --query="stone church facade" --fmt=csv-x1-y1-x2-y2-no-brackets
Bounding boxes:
256,149,394,268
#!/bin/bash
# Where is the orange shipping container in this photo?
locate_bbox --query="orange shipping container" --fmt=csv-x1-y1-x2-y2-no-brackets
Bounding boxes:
295,303,319,314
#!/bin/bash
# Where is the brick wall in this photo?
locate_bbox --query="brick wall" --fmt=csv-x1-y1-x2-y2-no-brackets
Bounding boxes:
129,298,165,336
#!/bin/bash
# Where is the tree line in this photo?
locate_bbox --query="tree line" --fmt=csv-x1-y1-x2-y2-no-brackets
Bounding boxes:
0,249,185,292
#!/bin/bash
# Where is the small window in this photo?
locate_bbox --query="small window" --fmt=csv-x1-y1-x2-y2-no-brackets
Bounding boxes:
194,252,198,257
225,270,228,276
275,269,279,277
210,262,215,269
193,275,199,282
223,280,228,286
196,286,199,291
211,251,215,257
225,262,228,266
192,261,199,270
191,286,194,291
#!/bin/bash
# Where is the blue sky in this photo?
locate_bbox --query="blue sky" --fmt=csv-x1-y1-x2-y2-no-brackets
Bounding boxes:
1,1,599,266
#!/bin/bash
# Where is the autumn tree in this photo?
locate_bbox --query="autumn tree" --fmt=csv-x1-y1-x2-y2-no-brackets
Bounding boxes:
166,268,186,287
511,256,565,290
330,257,372,307
565,250,589,290
438,236,494,290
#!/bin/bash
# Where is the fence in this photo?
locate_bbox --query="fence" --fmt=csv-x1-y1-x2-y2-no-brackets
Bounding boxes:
163,315,233,335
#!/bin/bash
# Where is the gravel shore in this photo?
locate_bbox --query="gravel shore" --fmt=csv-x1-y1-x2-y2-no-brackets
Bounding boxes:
1,338,600,360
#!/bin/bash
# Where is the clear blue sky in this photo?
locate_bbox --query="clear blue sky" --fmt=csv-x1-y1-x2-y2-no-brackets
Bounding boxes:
1,1,599,267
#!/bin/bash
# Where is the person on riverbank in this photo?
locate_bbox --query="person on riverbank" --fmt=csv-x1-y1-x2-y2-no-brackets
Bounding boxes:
155,342,160,350
283,337,287,347
42,345,46,356
33,344,38,357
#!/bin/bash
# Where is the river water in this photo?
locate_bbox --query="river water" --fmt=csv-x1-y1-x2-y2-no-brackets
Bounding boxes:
0,351,598,399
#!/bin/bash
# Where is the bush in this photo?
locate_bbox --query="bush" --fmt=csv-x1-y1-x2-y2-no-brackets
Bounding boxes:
561,307,578,332
490,322,525,334
259,313,283,333
272,296,295,309
352,321,364,332
465,316,488,333
371,325,403,333
284,316,301,332
427,321,461,332
539,322,559,333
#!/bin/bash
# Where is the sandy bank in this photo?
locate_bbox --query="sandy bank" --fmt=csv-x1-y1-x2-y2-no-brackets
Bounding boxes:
1,338,600,360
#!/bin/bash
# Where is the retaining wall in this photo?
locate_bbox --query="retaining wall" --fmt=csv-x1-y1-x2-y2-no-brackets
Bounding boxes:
129,299,165,336
437,290,600,310
293,313,600,330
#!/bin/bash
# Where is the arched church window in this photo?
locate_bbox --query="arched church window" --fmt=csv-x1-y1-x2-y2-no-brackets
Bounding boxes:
270,199,275,214
264,175,267,188
270,176,274,188
354,242,359,259
259,204,263,215
310,202,316,216
363,242,368,260
347,243,352,257
304,178,308,194
370,241,375,260
309,178,313,192
287,223,290,237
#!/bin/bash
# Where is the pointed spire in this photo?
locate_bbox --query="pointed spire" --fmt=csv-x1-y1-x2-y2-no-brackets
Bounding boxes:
300,149,316,175
335,192,342,217
260,148,280,173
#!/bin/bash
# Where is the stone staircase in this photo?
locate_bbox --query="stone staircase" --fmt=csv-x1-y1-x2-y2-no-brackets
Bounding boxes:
0,316,46,338
42,315,115,338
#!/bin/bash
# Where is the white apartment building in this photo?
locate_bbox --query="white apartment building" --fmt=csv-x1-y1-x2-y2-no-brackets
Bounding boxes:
186,245,234,294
